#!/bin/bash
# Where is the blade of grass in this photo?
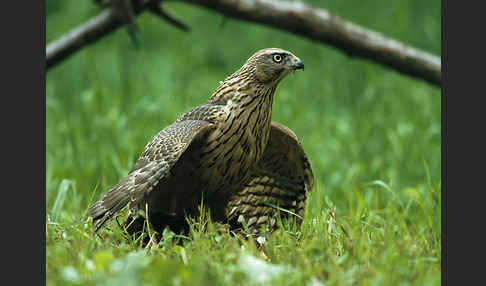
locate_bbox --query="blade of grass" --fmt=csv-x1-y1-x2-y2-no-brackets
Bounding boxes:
51,179,73,222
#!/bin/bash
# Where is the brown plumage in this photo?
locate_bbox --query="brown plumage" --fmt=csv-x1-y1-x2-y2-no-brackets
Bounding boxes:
86,48,313,237
226,122,314,234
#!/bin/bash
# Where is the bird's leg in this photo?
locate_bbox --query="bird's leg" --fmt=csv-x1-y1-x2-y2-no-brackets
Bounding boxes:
123,213,147,238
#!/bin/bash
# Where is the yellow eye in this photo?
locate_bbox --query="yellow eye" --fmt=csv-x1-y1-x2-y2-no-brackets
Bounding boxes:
273,54,283,63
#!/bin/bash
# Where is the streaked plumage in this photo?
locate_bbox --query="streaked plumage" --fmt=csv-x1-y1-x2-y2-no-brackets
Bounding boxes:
86,48,313,237
226,122,314,234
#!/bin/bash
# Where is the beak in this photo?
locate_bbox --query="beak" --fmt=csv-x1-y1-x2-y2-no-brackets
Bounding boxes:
293,58,305,70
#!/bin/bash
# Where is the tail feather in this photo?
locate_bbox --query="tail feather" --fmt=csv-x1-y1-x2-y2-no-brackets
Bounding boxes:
87,181,132,232
86,159,172,232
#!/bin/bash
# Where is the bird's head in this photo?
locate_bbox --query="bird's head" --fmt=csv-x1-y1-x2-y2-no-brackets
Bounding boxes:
210,48,304,103
244,48,304,85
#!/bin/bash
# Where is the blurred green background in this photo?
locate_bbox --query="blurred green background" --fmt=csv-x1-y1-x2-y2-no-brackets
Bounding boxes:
46,0,440,285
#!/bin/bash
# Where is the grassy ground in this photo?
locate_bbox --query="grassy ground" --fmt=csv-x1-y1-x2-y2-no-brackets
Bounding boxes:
46,0,441,285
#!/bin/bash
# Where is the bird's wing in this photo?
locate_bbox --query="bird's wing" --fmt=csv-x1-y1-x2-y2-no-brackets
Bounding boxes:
226,121,314,233
87,119,215,232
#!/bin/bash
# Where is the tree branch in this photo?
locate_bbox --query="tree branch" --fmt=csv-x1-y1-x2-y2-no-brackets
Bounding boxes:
46,0,441,87
46,8,123,70
182,0,440,86
46,1,188,70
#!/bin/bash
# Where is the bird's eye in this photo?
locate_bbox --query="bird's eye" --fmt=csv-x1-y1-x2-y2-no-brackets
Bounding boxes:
273,54,283,63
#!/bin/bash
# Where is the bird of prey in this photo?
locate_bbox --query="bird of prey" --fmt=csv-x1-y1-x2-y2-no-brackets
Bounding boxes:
86,48,314,238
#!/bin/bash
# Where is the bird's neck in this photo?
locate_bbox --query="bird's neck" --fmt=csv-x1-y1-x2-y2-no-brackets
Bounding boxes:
209,78,276,122
209,66,278,102
208,70,278,149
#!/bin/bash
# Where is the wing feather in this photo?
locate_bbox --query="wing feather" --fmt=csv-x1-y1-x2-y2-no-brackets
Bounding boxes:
227,121,314,232
87,119,215,231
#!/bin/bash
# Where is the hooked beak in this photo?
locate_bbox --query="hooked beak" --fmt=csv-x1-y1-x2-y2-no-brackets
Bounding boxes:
292,58,305,70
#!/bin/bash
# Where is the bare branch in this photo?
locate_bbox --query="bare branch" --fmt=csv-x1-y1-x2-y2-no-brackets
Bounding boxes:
46,8,122,69
182,0,441,86
109,0,141,47
147,2,190,31
46,1,189,70
46,0,440,87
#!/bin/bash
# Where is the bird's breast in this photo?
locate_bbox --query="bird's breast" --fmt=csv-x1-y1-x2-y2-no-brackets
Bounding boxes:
198,101,272,191
153,91,275,217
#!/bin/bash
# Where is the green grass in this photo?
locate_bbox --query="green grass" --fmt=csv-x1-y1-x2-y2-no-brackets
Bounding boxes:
46,0,441,285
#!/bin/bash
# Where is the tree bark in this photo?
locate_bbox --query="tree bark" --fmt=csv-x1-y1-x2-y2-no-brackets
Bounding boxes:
46,0,441,87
